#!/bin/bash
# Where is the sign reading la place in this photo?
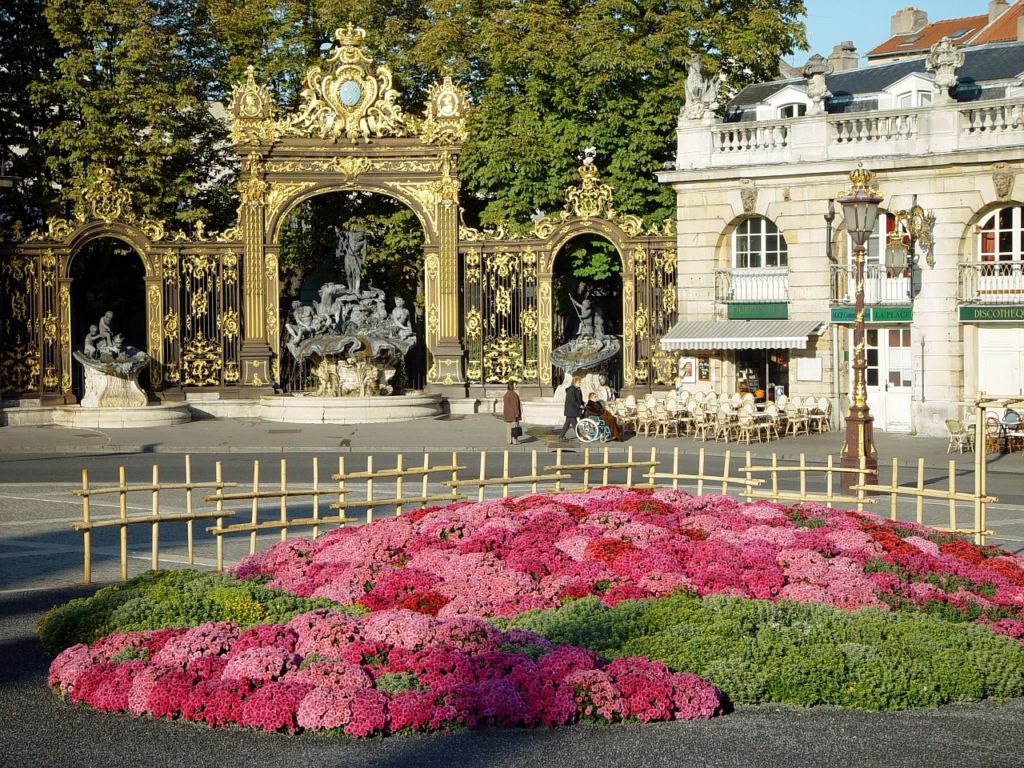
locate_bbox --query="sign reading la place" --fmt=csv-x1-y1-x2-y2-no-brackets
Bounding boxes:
830,306,913,324
959,305,1024,322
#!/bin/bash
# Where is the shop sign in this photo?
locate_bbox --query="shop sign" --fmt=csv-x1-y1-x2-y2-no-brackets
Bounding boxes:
959,305,1024,322
830,306,912,324
728,302,788,320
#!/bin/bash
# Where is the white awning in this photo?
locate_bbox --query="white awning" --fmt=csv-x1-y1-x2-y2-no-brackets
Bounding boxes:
659,320,826,351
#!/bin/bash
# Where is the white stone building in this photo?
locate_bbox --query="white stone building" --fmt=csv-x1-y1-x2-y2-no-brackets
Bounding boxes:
658,37,1024,437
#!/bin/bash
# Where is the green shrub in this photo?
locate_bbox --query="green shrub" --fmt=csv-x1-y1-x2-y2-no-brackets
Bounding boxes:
37,570,345,655
510,593,1024,711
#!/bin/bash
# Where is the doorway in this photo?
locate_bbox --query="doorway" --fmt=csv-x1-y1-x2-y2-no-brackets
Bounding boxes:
860,326,913,432
68,238,148,400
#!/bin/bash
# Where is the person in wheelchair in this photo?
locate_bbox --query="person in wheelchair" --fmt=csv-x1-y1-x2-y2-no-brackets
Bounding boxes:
584,391,622,441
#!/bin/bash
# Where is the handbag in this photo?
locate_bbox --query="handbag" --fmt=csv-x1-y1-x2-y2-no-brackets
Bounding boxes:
511,423,523,439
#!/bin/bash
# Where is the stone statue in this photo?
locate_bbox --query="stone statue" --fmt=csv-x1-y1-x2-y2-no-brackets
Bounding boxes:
389,297,415,340
285,276,418,397
802,54,833,115
73,310,150,408
97,311,115,351
569,293,595,338
682,54,725,121
926,36,964,92
551,289,620,376
83,325,102,359
337,228,367,294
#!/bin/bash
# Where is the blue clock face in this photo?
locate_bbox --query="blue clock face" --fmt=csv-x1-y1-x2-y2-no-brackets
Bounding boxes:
338,80,362,108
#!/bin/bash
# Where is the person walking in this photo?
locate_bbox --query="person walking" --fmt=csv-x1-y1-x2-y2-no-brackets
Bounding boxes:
558,376,584,441
503,381,524,445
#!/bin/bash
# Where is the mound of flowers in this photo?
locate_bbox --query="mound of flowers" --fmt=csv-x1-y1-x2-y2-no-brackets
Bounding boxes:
50,608,723,735
232,488,1024,638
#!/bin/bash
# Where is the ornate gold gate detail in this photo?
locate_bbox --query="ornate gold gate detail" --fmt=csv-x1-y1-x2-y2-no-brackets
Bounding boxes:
0,29,679,402
460,161,676,392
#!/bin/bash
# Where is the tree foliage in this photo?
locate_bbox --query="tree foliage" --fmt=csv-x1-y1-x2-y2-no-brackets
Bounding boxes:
29,0,231,226
12,0,806,241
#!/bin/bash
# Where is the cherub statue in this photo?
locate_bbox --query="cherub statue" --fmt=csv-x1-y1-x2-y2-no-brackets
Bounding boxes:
389,297,415,340
83,325,102,358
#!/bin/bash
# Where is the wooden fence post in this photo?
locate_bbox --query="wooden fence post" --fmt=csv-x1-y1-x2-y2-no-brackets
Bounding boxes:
856,456,866,512
974,399,986,546
696,448,705,496
799,453,807,501
889,458,898,521
532,451,540,493
119,465,128,580
477,451,487,502
502,450,511,497
312,457,321,540
395,454,405,515
337,456,346,527
151,464,160,572
672,447,680,491
422,453,431,505
215,461,224,572
554,449,563,492
185,456,194,565
745,451,753,502
948,459,957,534
582,447,591,491
249,460,260,555
915,458,925,525
825,455,833,507
626,446,634,487
279,459,288,542
721,450,731,495
366,455,375,524
81,468,91,584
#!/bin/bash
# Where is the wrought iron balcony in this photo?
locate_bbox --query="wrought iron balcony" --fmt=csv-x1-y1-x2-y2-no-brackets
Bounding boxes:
715,268,788,303
958,261,1024,304
829,263,912,306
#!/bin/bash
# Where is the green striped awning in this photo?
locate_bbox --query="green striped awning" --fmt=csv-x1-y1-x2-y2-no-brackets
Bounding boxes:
659,320,826,350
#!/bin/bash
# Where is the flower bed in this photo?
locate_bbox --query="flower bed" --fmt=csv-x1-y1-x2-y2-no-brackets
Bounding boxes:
50,609,722,735
233,488,1024,637
44,487,1024,730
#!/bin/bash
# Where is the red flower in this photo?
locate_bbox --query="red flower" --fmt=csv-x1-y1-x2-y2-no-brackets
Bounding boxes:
398,591,450,616
583,538,637,565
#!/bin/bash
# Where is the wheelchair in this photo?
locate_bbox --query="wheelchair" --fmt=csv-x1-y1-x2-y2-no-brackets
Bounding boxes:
575,415,612,443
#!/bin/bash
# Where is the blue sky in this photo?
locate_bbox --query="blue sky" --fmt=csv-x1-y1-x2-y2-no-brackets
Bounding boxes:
787,0,987,64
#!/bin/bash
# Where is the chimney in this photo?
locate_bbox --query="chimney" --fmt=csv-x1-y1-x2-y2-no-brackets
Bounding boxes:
891,7,928,36
829,41,859,71
989,0,1009,23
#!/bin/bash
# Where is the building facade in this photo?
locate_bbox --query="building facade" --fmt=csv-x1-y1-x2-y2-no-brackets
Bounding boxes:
659,39,1024,436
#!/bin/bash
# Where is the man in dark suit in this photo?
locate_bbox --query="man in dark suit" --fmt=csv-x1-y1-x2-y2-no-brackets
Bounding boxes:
558,376,584,441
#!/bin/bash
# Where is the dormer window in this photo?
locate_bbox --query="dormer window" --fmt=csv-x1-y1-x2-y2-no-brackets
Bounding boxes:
895,91,933,108
778,103,807,118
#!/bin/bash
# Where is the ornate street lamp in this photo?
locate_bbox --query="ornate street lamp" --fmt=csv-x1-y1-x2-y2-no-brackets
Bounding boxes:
838,166,883,491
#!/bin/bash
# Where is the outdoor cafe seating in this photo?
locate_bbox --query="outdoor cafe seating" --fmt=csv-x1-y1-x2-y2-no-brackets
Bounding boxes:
605,390,834,444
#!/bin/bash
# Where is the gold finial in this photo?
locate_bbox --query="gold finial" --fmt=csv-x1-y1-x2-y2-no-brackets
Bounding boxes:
335,23,367,48
844,163,880,196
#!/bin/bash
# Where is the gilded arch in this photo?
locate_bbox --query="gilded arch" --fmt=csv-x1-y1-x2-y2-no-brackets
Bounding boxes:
459,160,677,393
227,25,469,390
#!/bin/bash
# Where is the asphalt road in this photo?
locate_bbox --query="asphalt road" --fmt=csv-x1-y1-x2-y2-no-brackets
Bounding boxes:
4,446,1024,766
4,587,1024,768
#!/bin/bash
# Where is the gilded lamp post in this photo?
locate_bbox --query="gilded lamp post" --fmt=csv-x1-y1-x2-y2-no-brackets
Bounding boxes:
839,167,883,491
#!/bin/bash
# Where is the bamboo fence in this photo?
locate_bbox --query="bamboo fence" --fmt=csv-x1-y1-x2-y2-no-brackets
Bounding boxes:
70,443,998,584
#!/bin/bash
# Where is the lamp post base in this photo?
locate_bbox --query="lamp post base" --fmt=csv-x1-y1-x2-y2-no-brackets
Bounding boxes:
840,404,878,493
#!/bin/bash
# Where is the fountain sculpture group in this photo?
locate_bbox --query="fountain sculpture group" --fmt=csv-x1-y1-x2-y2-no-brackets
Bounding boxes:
73,311,151,408
284,229,417,397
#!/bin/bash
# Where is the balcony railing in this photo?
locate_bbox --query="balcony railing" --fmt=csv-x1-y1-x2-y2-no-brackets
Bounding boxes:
715,268,789,302
959,100,1024,138
829,263,912,305
711,121,790,154
830,111,918,144
958,261,1024,304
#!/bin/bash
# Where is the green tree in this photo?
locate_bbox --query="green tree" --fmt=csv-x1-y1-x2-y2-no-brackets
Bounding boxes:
0,0,61,226
31,0,232,226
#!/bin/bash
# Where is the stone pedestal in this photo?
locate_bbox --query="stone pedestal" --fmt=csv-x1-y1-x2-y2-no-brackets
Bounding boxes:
80,361,148,408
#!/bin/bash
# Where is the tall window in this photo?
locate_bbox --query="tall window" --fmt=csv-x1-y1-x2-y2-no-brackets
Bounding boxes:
733,217,788,269
978,206,1024,262
778,103,807,118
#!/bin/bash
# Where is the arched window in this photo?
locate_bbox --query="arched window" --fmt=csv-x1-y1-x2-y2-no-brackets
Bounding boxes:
733,217,788,269
895,91,932,109
978,206,1024,262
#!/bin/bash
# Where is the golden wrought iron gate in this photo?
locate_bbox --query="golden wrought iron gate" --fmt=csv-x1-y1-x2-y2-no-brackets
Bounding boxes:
460,161,677,393
0,28,677,403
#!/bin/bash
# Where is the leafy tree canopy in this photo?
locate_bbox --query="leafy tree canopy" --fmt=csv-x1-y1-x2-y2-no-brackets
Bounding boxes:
15,0,807,241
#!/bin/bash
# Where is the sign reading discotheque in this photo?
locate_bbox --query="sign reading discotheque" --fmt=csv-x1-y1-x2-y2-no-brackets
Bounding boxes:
959,306,1024,322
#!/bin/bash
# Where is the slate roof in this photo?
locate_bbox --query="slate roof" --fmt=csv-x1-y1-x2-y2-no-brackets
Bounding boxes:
725,42,1024,120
